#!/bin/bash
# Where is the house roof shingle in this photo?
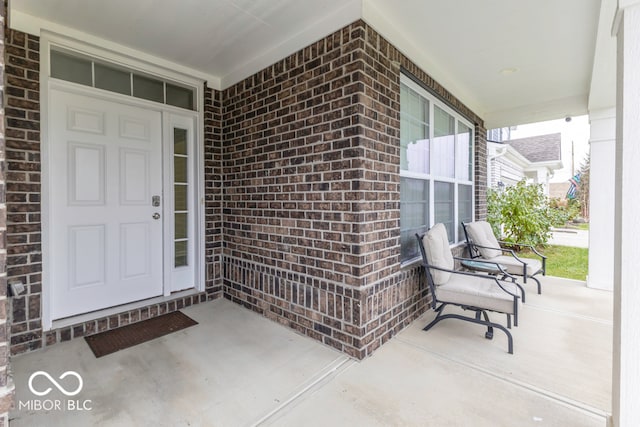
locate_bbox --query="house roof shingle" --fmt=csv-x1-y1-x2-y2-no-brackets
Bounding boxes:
507,133,562,163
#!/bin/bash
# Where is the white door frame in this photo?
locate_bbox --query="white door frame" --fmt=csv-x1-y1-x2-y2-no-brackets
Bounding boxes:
163,113,199,295
40,35,206,329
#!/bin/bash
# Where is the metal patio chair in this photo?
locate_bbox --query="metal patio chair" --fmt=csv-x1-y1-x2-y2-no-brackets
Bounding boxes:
416,224,522,354
462,221,546,294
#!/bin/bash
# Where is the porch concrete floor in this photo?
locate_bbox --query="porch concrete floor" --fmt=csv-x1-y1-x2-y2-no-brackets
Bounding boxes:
10,276,612,426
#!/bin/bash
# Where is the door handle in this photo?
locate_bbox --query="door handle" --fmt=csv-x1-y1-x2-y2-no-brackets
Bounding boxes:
152,213,161,220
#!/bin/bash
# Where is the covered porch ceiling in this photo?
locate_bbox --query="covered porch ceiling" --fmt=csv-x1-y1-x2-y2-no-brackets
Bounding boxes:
10,0,616,128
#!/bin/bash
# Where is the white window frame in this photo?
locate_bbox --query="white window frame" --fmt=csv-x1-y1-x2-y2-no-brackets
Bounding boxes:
400,74,475,264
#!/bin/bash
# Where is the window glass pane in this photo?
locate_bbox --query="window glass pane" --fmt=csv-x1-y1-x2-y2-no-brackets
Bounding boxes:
402,118,430,174
174,128,188,155
175,184,187,211
173,125,189,268
456,122,472,181
50,50,197,111
400,84,430,174
94,63,131,95
175,240,188,267
433,106,455,178
133,74,164,103
435,181,455,242
175,213,188,239
50,51,92,86
400,177,430,261
458,184,473,238
166,83,194,110
174,157,188,183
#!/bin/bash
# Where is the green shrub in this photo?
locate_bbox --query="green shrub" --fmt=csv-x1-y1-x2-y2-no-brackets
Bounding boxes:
487,180,553,247
548,198,581,227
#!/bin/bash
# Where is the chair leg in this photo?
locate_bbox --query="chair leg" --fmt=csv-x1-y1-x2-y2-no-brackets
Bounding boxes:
423,303,447,332
480,310,494,339
530,276,542,294
515,282,526,303
423,311,514,354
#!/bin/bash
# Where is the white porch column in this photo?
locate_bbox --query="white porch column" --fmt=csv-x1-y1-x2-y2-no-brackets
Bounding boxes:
613,2,640,426
587,108,615,291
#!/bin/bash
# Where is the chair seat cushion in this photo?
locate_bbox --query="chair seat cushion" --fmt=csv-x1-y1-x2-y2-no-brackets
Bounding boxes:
436,274,522,314
488,255,543,277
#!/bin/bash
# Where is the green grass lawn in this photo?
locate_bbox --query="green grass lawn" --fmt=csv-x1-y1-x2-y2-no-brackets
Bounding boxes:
521,245,589,281
562,222,589,230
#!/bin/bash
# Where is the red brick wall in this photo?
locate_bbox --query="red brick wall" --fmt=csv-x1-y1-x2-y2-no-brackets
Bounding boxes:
0,2,14,423
222,20,485,358
4,29,42,354
475,124,488,220
204,87,224,296
222,23,388,290
3,20,486,360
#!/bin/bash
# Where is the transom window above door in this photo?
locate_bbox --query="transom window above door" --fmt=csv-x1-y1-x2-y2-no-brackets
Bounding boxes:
50,49,196,111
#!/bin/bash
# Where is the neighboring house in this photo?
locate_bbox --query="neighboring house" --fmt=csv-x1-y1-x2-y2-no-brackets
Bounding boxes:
488,133,563,195
549,182,572,200
486,127,513,143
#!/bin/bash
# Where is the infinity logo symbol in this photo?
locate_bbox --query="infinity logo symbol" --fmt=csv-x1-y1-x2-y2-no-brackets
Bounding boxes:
28,371,83,397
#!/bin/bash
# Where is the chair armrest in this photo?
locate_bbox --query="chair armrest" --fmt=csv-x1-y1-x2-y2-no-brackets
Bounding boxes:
497,241,547,260
421,263,520,299
453,256,516,280
468,242,521,258
496,241,547,274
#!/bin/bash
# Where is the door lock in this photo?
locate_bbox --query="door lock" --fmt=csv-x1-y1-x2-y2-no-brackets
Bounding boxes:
152,213,161,220
152,195,161,207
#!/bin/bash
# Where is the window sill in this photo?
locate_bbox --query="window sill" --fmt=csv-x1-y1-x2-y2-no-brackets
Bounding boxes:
401,241,468,269
401,257,422,269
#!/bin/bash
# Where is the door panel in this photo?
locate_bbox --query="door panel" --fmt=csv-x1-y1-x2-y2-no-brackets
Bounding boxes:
120,149,150,204
120,223,151,279
119,115,151,141
67,107,104,134
50,89,163,320
68,225,106,289
68,143,105,205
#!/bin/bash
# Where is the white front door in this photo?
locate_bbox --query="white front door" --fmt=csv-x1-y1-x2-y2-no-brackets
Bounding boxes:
50,89,164,319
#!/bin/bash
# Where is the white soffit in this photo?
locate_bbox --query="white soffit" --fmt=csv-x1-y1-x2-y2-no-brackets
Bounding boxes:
10,0,362,91
11,9,220,88
11,0,603,128
364,0,601,128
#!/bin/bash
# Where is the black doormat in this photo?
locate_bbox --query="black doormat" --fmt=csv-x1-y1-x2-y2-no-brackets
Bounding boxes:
85,311,198,358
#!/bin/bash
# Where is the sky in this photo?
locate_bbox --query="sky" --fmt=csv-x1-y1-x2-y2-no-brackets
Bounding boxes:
509,115,590,183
